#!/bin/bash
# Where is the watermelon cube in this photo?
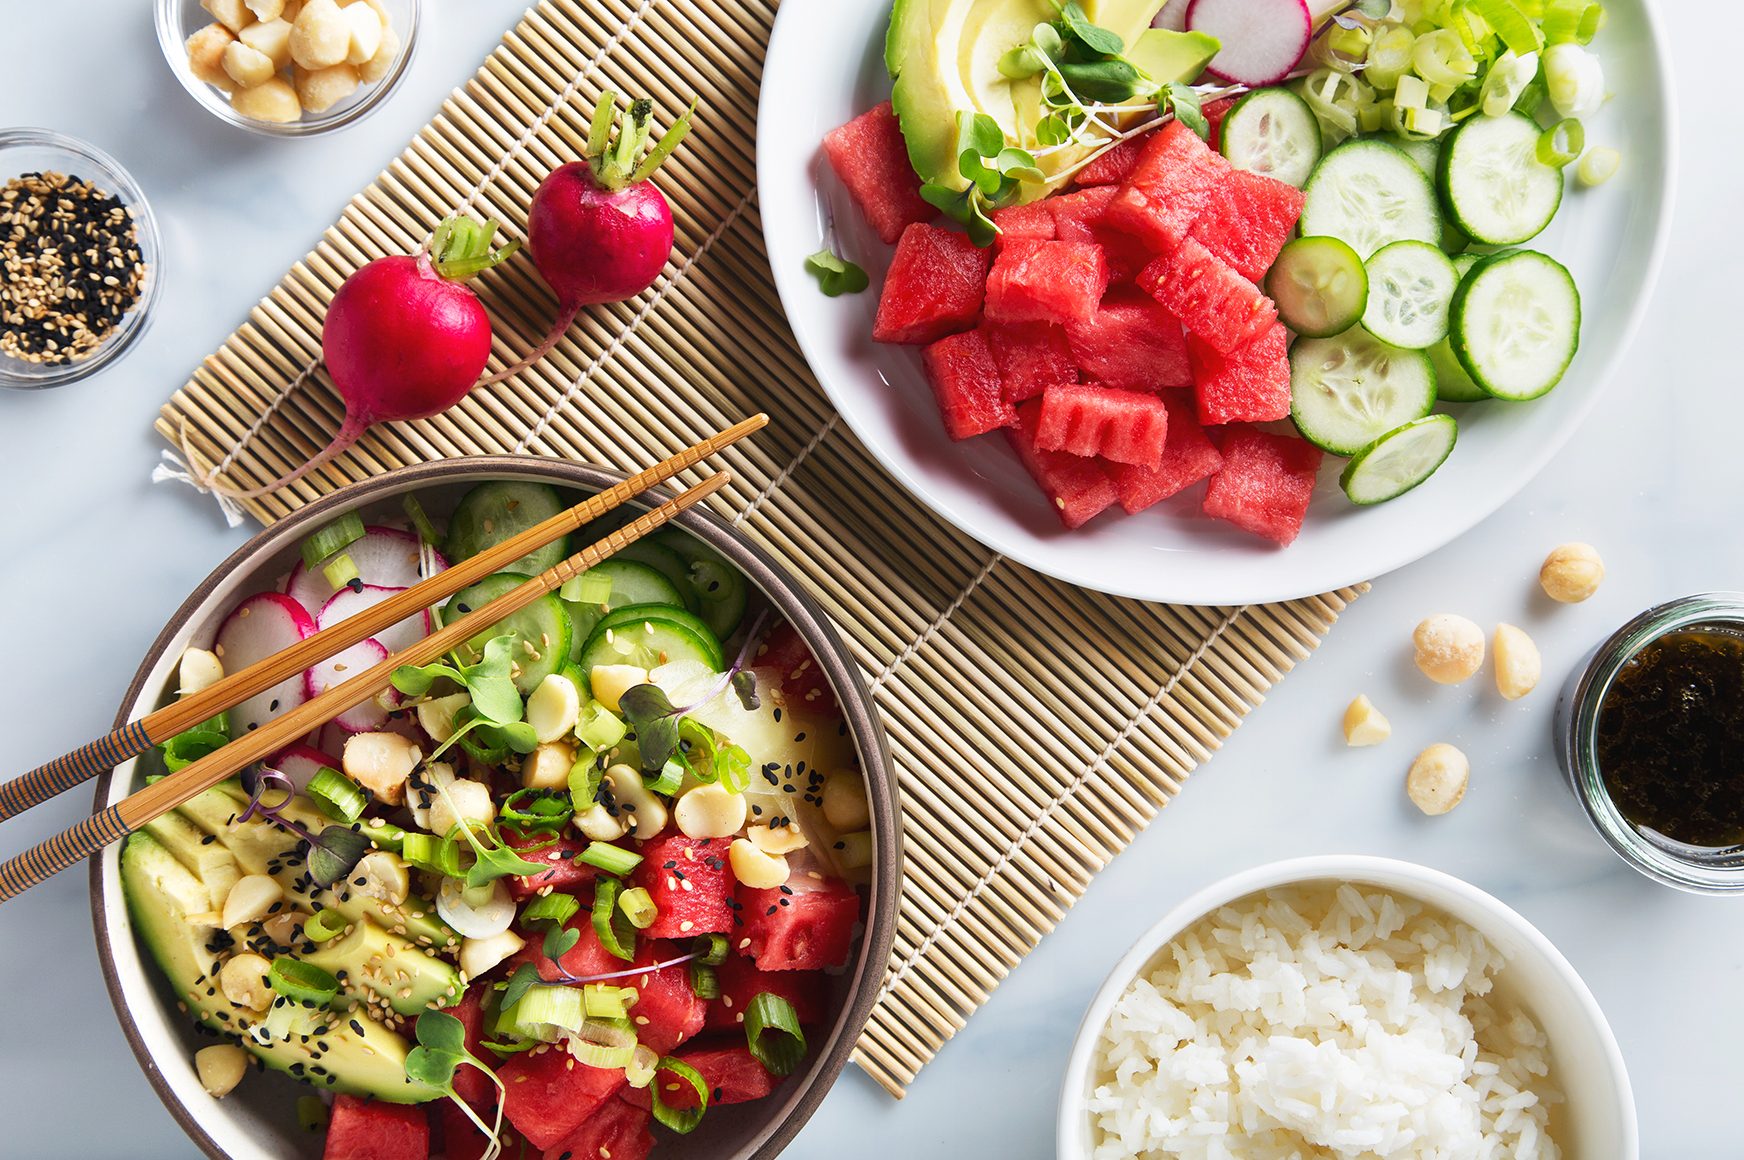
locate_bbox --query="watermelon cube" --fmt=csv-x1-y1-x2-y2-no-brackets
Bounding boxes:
737,875,860,971
1189,169,1306,283
1105,119,1231,253
499,1047,624,1150
625,943,709,1055
1187,324,1292,424
872,222,989,345
1105,391,1224,513
753,622,838,716
539,1098,653,1160
921,329,1017,439
1007,401,1121,529
324,1095,429,1160
450,988,494,1109
1139,237,1277,355
436,1101,535,1160
989,199,1057,248
981,322,1077,403
635,835,735,939
518,917,623,982
985,240,1109,326
1046,185,1118,243
1073,132,1148,187
1202,428,1324,546
821,102,936,245
706,953,828,1031
1203,96,1239,151
1065,290,1192,391
632,1044,777,1112
505,833,597,901
1035,384,1170,469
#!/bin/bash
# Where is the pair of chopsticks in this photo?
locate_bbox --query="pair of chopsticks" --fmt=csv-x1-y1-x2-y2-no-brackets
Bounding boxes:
0,415,767,905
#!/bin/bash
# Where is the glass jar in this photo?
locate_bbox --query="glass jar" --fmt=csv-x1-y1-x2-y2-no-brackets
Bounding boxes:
1556,592,1744,894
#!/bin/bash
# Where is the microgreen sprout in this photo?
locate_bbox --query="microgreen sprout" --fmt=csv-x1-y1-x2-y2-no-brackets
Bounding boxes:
804,247,869,296
404,1010,508,1160
239,769,372,888
425,775,546,889
617,612,767,785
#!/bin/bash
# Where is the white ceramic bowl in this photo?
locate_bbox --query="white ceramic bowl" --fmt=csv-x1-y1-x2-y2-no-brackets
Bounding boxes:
1057,856,1635,1159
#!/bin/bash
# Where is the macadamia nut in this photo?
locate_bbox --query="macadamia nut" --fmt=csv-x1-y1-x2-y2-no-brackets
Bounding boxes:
202,0,253,33
1342,694,1391,746
1407,743,1470,815
1413,614,1485,684
290,0,352,69
223,41,278,89
230,77,302,123
1492,623,1542,701
239,18,295,70
357,22,400,84
1540,542,1604,603
343,1,383,65
186,23,239,91
295,63,360,113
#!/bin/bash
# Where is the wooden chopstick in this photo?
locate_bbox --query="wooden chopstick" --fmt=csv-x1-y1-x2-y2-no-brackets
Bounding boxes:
0,472,733,905
0,414,767,825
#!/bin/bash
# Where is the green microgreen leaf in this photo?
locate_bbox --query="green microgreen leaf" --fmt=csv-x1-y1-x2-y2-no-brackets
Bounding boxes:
998,44,1047,79
731,669,760,711
996,147,1045,182
1163,83,1210,141
467,637,525,724
803,247,869,297
1056,58,1142,103
1036,113,1072,147
306,825,372,889
1059,1,1124,55
618,684,682,777
499,964,542,1015
542,924,581,961
1032,21,1064,59
961,112,1006,160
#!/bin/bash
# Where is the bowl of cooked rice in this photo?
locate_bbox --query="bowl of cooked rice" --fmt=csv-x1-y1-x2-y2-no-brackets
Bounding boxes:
1058,856,1635,1160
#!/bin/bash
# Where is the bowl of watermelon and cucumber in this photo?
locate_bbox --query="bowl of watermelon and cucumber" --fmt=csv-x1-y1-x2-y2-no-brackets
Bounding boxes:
88,458,899,1160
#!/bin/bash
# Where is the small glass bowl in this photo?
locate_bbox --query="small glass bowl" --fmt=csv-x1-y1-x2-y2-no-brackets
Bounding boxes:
1556,592,1744,894
154,0,420,138
0,129,163,391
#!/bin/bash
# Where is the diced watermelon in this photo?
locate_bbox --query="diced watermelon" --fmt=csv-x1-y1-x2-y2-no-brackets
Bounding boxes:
1072,132,1148,186
450,988,495,1108
737,875,861,971
753,622,838,716
324,1095,430,1160
623,1044,777,1113
1105,119,1231,252
706,953,828,1031
988,199,1057,248
624,942,708,1055
982,322,1077,403
1186,323,1291,424
539,1098,653,1160
922,329,1017,439
516,916,626,982
505,833,598,901
1139,237,1277,355
1065,290,1192,391
1188,169,1306,283
872,222,989,345
1046,185,1118,243
435,1102,535,1160
1006,401,1121,529
498,1047,625,1150
634,835,736,940
1203,96,1239,151
1202,428,1324,546
1105,391,1225,513
821,102,936,245
1035,384,1170,469
985,240,1110,326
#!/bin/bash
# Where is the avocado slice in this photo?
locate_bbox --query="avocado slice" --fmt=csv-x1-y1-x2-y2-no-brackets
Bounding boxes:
304,916,463,1018
121,832,440,1104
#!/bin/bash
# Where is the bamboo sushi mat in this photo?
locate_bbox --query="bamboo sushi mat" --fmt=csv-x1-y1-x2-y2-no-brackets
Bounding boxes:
154,0,1363,1097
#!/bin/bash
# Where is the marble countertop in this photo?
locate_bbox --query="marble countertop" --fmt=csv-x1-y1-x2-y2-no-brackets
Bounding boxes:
1,2,1734,1155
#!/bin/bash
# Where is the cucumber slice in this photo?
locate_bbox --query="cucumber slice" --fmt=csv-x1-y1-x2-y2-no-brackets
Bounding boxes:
1449,249,1581,401
1269,236,1367,339
562,560,687,661
1428,254,1489,402
1361,240,1459,349
654,530,748,639
1377,132,1440,178
1290,328,1437,456
444,482,570,576
1220,88,1322,188
1300,139,1442,261
579,605,725,673
611,540,701,613
446,573,573,694
1340,414,1459,505
1438,112,1563,246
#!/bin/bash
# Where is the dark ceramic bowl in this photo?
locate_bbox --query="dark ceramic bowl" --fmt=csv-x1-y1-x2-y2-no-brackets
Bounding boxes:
90,457,898,1159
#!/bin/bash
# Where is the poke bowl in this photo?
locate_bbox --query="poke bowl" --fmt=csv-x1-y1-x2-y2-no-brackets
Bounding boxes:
89,456,899,1160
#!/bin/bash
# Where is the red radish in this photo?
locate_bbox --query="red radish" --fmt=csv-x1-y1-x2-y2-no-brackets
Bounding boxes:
285,526,445,614
1186,0,1313,86
215,593,315,733
317,584,431,654
305,637,397,733
1152,0,1189,31
266,743,343,791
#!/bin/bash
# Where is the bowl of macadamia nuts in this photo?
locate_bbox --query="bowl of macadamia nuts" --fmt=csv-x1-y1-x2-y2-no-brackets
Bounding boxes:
157,0,417,135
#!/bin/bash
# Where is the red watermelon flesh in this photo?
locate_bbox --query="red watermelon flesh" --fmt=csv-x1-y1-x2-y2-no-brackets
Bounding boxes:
706,953,828,1031
623,1044,778,1113
634,835,735,940
450,988,495,1108
1106,391,1225,513
1139,237,1277,355
1035,383,1170,469
1105,119,1231,252
985,240,1110,326
540,1097,653,1160
1007,401,1121,529
1187,323,1292,425
1189,168,1306,283
922,328,1017,439
1073,132,1148,186
989,199,1057,248
506,833,598,901
499,1046,625,1150
1202,428,1323,546
1047,185,1117,242
737,874,860,972
753,622,838,716
625,942,709,1055
436,1102,536,1160
323,1095,429,1160
872,222,989,345
516,917,623,983
1203,96,1239,151
1065,290,1192,391
982,322,1077,403
821,102,936,245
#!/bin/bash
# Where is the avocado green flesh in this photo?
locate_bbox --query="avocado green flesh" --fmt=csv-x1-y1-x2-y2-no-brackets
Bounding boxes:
304,917,462,1018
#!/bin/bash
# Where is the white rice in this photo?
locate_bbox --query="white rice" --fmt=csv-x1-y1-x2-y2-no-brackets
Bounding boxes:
1086,884,1561,1160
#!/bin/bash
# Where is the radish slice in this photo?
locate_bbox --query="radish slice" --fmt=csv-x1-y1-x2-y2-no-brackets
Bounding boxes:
318,584,432,655
1186,0,1312,86
1153,0,1189,31
305,638,399,733
215,593,316,735
266,743,343,792
285,527,446,616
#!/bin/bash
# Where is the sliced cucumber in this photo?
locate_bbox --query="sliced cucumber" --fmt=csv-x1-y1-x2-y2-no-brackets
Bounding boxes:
1429,254,1489,402
1361,240,1459,350
579,604,725,673
1340,414,1459,505
1449,249,1581,401
1270,236,1368,338
654,530,748,639
562,560,687,661
1290,328,1437,456
1220,88,1322,188
1438,112,1563,246
1300,139,1442,261
446,573,573,694
611,540,701,613
444,482,570,576
1378,132,1440,178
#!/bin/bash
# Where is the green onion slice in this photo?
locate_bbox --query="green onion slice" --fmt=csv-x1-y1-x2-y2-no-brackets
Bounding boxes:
304,909,349,943
570,1037,636,1070
160,726,228,773
1537,118,1585,167
306,767,369,823
1544,0,1603,43
579,841,643,877
401,833,463,878
576,703,628,753
592,877,638,962
402,494,441,547
649,1056,710,1134
1468,0,1544,54
568,752,606,812
500,787,573,832
301,512,366,570
321,552,361,591
688,962,720,1000
582,984,632,1020
507,984,584,1043
625,1044,660,1089
646,760,685,798
745,993,807,1077
268,957,340,1007
618,886,658,930
691,933,728,967
560,570,614,605
521,892,581,927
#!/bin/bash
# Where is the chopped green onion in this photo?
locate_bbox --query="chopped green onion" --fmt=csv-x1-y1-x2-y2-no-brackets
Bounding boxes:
582,984,632,1020
1544,0,1602,43
692,933,728,967
619,886,658,930
625,1044,660,1089
296,1095,329,1133
401,833,463,877
1412,28,1477,87
1363,25,1416,90
521,892,581,927
838,831,874,870
1405,105,1444,136
645,760,685,798
499,787,573,833
649,1056,710,1134
268,957,340,1007
160,726,228,773
568,753,605,814
576,702,628,753
688,962,719,1000
304,909,349,943
402,494,441,547
560,570,614,605
1324,22,1371,62
1394,72,1429,111
1537,118,1585,167
569,1036,636,1070
507,984,584,1042
745,993,807,1077
300,512,366,570
592,877,638,962
306,767,369,822
579,841,643,877
321,552,361,591
1468,0,1545,54
1577,144,1620,187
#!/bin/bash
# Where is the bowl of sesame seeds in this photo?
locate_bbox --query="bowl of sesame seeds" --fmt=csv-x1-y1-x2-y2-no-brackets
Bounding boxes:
0,128,160,390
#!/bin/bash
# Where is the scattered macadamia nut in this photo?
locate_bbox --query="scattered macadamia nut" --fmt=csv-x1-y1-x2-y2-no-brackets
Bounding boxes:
1413,614,1486,685
1407,743,1470,816
245,0,286,20
239,18,294,70
1493,623,1543,701
290,0,352,69
1342,695,1392,746
186,23,239,90
190,0,395,123
1540,542,1604,603
343,1,383,65
295,63,360,114
203,0,254,33
357,23,400,84
195,1045,250,1098
230,76,302,122
223,41,278,88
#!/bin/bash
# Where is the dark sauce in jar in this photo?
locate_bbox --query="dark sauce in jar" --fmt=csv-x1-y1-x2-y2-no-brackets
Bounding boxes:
1595,626,1744,847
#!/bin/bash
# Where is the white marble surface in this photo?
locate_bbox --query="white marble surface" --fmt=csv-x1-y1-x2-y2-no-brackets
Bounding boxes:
0,2,1734,1156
